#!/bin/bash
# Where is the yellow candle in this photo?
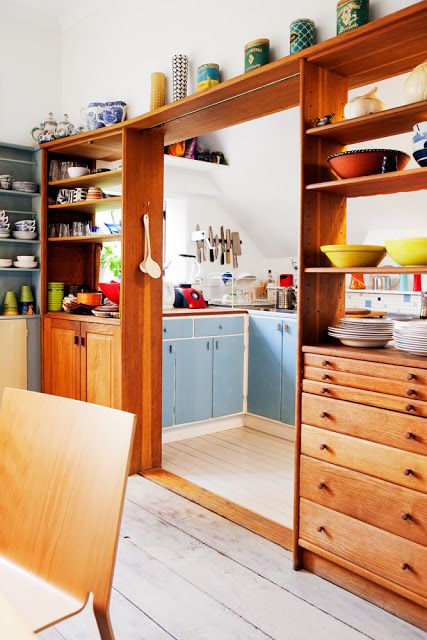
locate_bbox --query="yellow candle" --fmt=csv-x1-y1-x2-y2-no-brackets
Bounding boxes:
150,72,166,111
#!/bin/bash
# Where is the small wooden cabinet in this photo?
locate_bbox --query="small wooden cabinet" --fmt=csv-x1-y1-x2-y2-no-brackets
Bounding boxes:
43,317,121,409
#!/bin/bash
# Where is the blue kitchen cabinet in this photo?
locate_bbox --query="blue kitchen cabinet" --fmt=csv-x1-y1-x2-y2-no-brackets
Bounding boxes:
162,341,175,427
248,314,297,425
213,335,244,418
175,338,213,424
280,318,298,426
248,315,283,421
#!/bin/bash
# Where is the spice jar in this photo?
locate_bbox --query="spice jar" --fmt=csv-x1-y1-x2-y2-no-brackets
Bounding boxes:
244,39,270,73
290,19,315,54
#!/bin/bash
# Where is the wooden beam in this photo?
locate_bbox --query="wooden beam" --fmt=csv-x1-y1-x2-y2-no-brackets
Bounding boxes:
122,128,164,473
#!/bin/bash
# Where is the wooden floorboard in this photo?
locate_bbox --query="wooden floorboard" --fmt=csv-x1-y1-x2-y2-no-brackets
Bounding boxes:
39,476,424,640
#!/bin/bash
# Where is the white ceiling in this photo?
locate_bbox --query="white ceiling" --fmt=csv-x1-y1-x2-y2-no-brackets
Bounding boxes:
4,0,102,27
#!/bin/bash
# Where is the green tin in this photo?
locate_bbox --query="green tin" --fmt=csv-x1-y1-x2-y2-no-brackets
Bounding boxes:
244,38,270,73
337,0,369,35
290,19,316,54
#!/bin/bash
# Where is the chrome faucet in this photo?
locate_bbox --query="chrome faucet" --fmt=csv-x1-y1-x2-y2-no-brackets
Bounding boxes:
420,291,427,319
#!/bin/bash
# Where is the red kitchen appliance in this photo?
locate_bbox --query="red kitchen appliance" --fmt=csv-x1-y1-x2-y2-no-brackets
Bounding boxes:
280,274,294,287
174,285,207,309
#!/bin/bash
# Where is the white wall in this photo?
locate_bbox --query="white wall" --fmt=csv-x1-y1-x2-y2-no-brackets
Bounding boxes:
0,4,62,146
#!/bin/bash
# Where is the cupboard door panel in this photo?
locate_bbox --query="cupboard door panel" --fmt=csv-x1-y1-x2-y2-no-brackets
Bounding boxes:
162,341,175,427
300,499,427,600
301,424,427,494
248,316,282,420
43,318,80,400
281,318,297,426
300,456,427,546
213,335,244,417
175,338,213,424
80,323,121,409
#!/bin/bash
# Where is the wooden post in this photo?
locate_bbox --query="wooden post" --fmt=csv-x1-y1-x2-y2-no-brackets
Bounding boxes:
122,128,164,473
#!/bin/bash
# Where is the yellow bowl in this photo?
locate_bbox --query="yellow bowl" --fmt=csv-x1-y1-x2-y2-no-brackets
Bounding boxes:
385,238,427,266
320,244,386,268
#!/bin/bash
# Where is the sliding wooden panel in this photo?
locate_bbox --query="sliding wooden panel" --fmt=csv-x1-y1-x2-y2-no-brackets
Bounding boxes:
122,128,164,473
293,59,348,568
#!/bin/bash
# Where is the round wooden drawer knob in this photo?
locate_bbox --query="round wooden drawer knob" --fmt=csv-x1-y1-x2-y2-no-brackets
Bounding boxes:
321,374,329,381
401,562,411,571
317,525,325,533
405,404,415,412
322,360,330,367
405,432,416,440
320,411,329,419
321,387,329,395
403,468,414,476
319,443,328,451
406,389,416,396
401,513,412,521
407,373,416,381
317,482,327,490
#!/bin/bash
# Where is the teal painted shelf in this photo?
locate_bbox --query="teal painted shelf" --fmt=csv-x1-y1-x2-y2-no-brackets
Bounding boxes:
0,238,40,244
0,267,40,272
0,157,37,165
0,189,39,198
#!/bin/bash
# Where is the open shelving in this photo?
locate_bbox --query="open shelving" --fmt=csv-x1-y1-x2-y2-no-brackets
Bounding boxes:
48,234,121,244
49,169,122,189
48,196,122,214
305,266,427,274
306,167,427,197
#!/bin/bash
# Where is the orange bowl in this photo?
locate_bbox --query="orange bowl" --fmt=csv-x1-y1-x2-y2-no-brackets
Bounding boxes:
327,149,410,179
77,292,103,306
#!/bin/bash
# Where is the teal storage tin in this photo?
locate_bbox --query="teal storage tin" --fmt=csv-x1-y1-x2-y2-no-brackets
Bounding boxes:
244,38,270,73
290,19,316,54
197,64,220,91
337,0,369,34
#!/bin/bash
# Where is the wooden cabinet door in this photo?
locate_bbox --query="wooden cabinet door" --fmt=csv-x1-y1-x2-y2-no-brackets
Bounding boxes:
43,318,80,400
213,335,244,418
80,322,121,409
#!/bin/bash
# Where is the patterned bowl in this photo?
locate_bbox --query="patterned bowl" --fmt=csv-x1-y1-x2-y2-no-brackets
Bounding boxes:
327,149,410,179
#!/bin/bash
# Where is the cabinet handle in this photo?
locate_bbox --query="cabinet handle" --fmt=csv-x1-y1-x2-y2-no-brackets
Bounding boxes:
284,324,289,333
322,360,330,367
321,374,329,381
218,324,223,330
403,468,414,477
215,340,219,350
401,512,412,521
320,411,329,419
317,525,325,533
405,404,415,412
320,387,329,395
277,323,282,332
405,432,416,440
406,389,416,396
74,335,79,345
163,327,167,333
169,344,173,354
81,336,85,347
401,562,411,571
407,373,416,381
317,482,327,490
319,443,328,451
207,341,210,350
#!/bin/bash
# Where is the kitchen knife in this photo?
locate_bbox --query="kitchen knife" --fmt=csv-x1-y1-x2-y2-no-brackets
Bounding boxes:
220,226,225,265
231,231,241,268
226,229,231,265
195,224,202,263
208,226,214,262
214,234,219,260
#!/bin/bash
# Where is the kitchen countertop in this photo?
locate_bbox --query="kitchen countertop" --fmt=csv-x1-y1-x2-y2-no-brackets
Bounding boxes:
163,307,247,317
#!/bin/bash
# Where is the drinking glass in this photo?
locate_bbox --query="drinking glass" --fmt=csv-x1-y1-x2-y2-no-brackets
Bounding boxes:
72,221,83,237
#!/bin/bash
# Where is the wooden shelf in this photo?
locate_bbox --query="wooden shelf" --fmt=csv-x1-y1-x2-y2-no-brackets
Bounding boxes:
44,312,120,325
49,169,122,189
306,100,427,145
305,266,427,274
48,234,121,243
302,343,427,369
42,128,123,161
306,167,427,197
48,196,122,214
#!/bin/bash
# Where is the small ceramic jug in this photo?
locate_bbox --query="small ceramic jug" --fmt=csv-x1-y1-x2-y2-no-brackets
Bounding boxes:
55,114,75,138
101,101,127,125
80,102,105,130
31,112,57,143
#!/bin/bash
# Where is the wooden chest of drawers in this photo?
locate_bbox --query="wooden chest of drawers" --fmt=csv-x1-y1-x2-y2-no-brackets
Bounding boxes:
299,345,427,611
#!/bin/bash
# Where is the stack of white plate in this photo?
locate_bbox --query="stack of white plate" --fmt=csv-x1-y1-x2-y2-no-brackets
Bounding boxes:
12,181,38,193
12,230,37,240
328,318,394,348
394,321,427,356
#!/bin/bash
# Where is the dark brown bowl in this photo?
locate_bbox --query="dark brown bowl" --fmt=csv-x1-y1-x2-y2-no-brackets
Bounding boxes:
327,149,410,179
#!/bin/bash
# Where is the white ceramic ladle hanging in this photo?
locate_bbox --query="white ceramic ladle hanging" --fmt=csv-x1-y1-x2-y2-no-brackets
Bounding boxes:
139,213,161,278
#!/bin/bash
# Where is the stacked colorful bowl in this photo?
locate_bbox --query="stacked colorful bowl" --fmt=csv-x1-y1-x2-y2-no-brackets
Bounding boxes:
48,282,65,312
87,187,103,200
3,290,18,315
19,285,35,314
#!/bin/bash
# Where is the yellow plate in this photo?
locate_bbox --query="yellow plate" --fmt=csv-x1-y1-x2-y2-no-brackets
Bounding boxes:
320,244,386,268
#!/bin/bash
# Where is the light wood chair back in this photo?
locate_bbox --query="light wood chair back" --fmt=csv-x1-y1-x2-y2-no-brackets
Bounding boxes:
0,388,136,613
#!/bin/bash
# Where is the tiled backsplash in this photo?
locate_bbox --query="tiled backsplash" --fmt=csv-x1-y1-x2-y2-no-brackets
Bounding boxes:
346,290,422,316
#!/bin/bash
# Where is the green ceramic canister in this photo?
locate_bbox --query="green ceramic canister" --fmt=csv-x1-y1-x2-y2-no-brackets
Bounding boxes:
197,64,220,91
337,0,369,35
244,38,270,73
290,19,316,54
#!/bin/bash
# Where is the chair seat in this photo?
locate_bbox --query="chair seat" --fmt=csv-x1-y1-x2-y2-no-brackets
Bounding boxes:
0,555,86,632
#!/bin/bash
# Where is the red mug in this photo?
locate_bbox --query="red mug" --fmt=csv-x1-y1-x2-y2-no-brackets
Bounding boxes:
280,274,294,287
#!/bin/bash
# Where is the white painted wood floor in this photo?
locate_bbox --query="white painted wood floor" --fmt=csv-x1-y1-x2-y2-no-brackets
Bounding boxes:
39,475,424,640
163,427,294,527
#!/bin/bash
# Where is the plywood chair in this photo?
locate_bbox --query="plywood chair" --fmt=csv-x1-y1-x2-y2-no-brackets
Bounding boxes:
0,388,136,640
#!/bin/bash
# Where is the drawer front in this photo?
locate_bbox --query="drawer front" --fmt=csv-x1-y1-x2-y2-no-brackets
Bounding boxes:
300,499,427,600
301,424,427,493
300,456,427,546
194,316,244,337
304,365,427,401
162,319,193,340
303,379,427,418
304,352,427,385
302,393,427,456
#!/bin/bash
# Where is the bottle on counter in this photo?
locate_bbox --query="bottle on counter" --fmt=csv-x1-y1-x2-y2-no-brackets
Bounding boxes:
267,269,273,283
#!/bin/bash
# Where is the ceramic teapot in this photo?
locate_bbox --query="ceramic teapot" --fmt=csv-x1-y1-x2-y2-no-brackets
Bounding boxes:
55,114,75,138
31,112,57,143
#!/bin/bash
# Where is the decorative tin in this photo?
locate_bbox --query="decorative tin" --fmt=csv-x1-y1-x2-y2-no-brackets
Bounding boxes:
337,0,369,35
172,54,189,102
197,64,220,91
244,39,270,73
289,19,315,54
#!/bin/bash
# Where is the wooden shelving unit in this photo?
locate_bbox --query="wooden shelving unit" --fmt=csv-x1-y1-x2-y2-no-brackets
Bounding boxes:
305,266,427,274
306,99,427,144
49,169,122,189
48,234,121,243
48,196,122,214
306,167,427,197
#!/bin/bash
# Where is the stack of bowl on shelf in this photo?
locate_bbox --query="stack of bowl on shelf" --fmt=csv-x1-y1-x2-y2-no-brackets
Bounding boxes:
412,121,427,168
13,255,38,269
13,218,37,240
11,181,38,193
48,282,65,312
394,321,427,356
2,290,18,315
328,317,395,348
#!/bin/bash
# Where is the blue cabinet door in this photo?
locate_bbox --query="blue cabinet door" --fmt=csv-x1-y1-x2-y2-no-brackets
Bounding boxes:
162,341,175,428
247,316,282,420
280,318,298,426
213,335,244,417
175,338,213,424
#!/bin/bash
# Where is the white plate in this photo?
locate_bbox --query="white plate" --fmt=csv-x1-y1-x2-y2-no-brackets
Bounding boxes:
336,338,391,348
13,261,37,268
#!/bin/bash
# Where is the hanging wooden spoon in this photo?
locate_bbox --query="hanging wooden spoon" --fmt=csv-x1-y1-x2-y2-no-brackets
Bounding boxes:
139,213,161,278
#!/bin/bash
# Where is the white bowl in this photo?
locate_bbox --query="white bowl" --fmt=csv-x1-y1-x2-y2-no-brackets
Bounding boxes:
13,261,37,269
0,259,12,267
16,255,36,261
67,167,90,178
